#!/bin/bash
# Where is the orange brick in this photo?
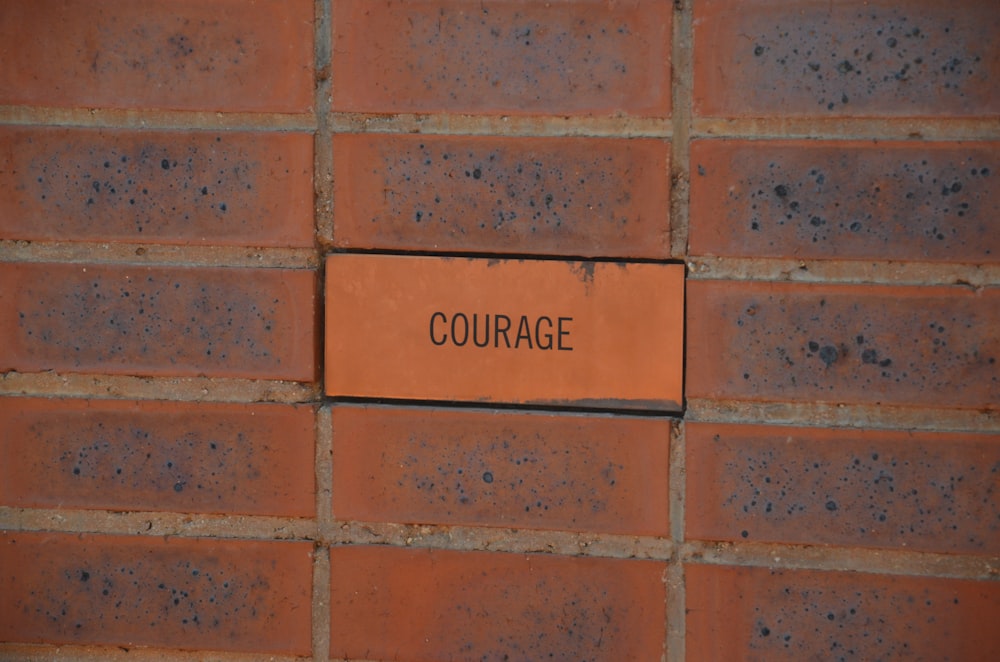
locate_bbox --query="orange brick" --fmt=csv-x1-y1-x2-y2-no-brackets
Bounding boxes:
0,532,313,655
690,140,1000,261
686,564,1000,661
0,127,314,247
331,0,671,115
0,263,317,381
0,0,313,112
686,422,1000,554
329,546,666,661
687,281,999,409
325,254,684,410
693,0,1000,117
0,398,315,517
331,404,670,535
332,133,670,258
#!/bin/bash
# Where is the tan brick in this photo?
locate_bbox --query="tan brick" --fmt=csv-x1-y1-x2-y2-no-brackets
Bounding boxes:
329,546,666,661
0,263,318,381
0,127,314,247
690,139,1000,262
693,0,1000,117
0,398,315,517
686,422,1000,554
686,564,1000,660
332,0,671,115
0,0,313,112
0,532,313,655
331,404,670,535
333,133,671,257
687,281,999,408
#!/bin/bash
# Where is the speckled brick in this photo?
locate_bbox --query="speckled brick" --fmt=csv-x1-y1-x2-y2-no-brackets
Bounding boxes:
331,405,670,536
0,127,314,247
687,281,999,408
332,134,670,258
686,423,999,554
0,262,317,381
689,140,1000,262
331,0,671,115
0,398,315,517
0,0,313,112
693,0,1000,117
329,546,666,661
686,564,1000,661
0,532,313,655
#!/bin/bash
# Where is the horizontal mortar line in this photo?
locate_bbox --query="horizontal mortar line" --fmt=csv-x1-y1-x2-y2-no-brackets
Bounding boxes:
0,241,320,269
323,521,676,562
692,117,1000,141
0,105,317,132
328,112,671,138
4,509,994,582
684,399,999,433
0,643,304,662
686,256,1000,287
0,374,322,405
325,395,683,419
322,399,684,422
681,541,999,581
0,507,319,541
328,245,686,267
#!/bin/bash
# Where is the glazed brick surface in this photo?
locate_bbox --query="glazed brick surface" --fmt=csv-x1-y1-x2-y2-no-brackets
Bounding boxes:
329,546,666,661
332,134,671,258
693,0,1000,117
325,254,684,409
0,398,315,517
331,405,670,535
689,140,1000,262
0,127,314,247
332,0,671,115
686,564,1000,661
0,532,313,655
686,281,999,408
0,263,317,381
0,0,313,112
686,423,999,554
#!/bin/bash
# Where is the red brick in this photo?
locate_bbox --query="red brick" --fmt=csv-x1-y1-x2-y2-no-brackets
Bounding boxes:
686,281,1000,409
686,422,1000,554
686,564,1000,661
690,140,1000,262
693,0,1000,117
0,398,315,517
0,127,314,247
331,0,671,115
329,546,666,661
0,0,313,112
0,263,317,381
331,404,670,535
332,133,670,258
325,254,684,410
0,532,313,655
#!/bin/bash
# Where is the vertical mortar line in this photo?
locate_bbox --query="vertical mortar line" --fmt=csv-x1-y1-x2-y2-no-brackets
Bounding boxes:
312,540,332,662
316,405,334,538
668,0,693,260
667,1,694,661
314,404,334,662
313,2,333,660
315,0,335,248
666,421,687,662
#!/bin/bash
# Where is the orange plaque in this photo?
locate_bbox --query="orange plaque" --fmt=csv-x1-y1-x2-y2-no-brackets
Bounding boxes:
325,254,683,411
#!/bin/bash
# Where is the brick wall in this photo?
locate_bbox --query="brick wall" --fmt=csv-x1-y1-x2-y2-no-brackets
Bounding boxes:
1,1,997,660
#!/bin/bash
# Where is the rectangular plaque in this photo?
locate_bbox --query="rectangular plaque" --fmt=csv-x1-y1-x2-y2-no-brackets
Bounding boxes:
325,254,683,411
